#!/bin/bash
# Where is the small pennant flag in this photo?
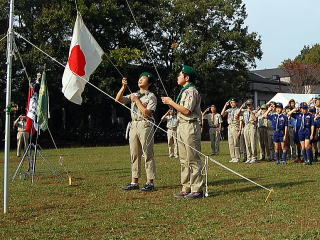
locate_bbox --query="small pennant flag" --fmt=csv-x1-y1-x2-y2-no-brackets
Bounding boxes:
37,70,50,131
62,13,104,105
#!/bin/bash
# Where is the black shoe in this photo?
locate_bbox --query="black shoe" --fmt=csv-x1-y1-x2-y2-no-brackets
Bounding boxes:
184,192,204,199
174,192,190,198
140,183,155,192
122,183,139,190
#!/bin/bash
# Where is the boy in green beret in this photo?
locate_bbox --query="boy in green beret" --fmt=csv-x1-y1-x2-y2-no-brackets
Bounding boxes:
162,65,204,199
116,72,157,192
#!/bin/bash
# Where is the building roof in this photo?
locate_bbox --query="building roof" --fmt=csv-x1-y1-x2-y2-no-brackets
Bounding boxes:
251,68,289,79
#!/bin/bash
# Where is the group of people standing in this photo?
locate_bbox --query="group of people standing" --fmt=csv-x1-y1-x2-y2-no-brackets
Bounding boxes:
213,97,320,165
115,63,320,199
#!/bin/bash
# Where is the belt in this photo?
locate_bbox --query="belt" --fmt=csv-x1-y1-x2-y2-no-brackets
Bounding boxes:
178,119,197,123
132,118,153,122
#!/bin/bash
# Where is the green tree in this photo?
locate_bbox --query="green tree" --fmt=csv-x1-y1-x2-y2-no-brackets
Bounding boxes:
0,0,262,145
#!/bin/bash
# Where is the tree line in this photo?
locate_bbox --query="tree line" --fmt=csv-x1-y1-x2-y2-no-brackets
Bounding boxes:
0,0,262,146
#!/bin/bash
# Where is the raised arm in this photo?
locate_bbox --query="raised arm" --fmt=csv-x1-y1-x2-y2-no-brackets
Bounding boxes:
221,101,230,117
115,78,130,104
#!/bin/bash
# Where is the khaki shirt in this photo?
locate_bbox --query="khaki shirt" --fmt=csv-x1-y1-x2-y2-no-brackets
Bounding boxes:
225,107,240,127
241,109,257,126
177,86,202,122
203,113,222,128
124,90,157,121
166,114,178,129
256,111,268,128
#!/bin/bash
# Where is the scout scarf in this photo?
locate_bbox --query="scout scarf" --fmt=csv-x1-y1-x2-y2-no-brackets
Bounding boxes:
176,82,196,104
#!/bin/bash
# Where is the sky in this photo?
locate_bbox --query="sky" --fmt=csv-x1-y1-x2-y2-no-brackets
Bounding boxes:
243,0,320,70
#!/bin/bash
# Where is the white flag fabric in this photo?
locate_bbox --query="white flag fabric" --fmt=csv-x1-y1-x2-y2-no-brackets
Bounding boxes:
62,13,104,105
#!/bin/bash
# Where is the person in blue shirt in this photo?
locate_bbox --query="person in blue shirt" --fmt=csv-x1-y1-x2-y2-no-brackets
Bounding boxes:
285,106,297,161
309,107,319,162
263,102,288,165
288,102,315,165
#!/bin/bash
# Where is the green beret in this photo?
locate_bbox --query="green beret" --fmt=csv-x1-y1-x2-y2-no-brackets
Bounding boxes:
182,65,197,79
139,72,154,82
260,104,267,109
229,97,238,102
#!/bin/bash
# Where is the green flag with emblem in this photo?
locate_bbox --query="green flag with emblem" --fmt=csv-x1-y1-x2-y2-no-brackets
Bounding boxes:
36,70,50,131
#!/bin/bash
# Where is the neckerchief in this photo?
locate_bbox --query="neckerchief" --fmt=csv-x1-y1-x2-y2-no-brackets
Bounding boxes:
176,82,196,104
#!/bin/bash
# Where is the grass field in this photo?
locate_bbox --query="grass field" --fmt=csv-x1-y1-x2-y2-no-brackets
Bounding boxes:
1,141,320,240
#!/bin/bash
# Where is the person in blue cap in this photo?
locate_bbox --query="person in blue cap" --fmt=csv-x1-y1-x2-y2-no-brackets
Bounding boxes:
263,102,288,165
288,102,315,165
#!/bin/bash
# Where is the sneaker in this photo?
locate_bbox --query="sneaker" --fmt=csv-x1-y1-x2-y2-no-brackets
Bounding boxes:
174,192,190,198
122,183,139,191
249,160,256,164
184,192,204,199
229,159,236,162
174,155,179,158
259,157,265,161
245,159,251,164
282,161,287,165
140,183,155,192
233,159,240,163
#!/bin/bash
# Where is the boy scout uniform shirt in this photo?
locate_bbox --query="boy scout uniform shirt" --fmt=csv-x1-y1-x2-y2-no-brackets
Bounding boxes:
204,113,222,128
177,86,201,121
291,112,314,130
241,110,256,126
225,107,240,127
256,111,268,128
124,90,157,121
267,113,288,131
166,115,178,129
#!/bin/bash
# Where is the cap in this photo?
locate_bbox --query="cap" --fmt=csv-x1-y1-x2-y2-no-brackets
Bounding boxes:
309,108,316,113
285,105,291,109
275,102,283,108
139,72,154,82
210,105,216,108
229,97,238,102
300,102,308,109
182,65,197,79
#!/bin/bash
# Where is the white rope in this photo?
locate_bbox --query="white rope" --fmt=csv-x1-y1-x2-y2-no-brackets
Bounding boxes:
0,34,7,43
124,0,169,97
15,31,272,193
104,53,132,94
13,38,32,88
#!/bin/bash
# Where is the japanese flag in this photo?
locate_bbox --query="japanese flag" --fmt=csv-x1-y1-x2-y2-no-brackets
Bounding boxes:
62,13,104,105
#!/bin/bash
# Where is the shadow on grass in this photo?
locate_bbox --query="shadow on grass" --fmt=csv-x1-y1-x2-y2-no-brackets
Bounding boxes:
157,184,181,190
208,180,315,197
208,178,261,186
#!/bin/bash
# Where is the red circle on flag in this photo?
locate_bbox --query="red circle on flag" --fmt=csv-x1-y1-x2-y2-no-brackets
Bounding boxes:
68,45,86,77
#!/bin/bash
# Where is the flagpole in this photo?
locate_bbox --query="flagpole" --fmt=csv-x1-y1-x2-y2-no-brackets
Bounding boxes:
4,0,15,214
